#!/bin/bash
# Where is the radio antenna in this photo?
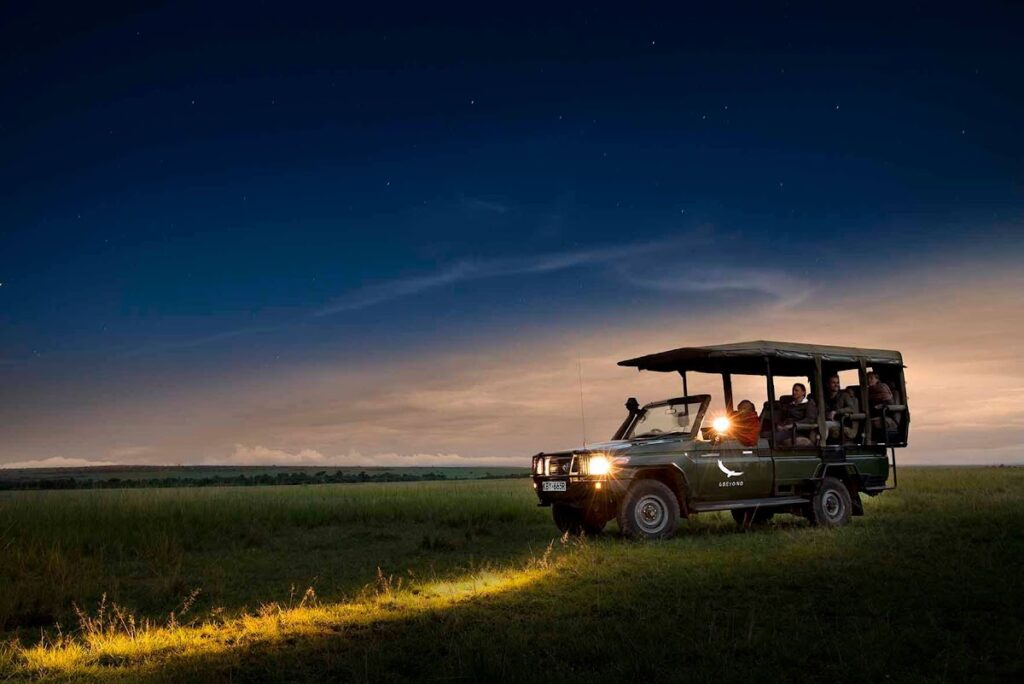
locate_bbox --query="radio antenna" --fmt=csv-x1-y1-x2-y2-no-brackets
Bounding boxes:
577,352,588,448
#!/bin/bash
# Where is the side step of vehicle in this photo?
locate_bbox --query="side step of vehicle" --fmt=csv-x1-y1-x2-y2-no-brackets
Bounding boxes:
691,496,807,513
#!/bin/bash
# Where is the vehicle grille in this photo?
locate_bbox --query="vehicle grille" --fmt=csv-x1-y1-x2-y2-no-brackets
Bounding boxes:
548,457,572,475
536,454,577,476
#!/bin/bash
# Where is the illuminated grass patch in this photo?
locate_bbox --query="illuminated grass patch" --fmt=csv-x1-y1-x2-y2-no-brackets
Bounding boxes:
14,546,563,678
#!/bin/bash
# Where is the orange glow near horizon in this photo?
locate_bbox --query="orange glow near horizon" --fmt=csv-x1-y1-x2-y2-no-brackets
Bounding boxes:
1,266,1022,468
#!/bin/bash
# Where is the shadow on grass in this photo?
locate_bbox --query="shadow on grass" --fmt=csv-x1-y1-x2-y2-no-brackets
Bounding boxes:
13,500,1024,683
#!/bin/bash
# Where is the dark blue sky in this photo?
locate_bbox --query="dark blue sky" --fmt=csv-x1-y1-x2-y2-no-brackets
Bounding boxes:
1,2,1022,465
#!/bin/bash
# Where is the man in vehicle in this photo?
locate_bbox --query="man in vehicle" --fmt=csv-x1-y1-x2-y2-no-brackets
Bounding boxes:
824,374,859,443
731,399,761,446
775,382,817,446
867,371,897,433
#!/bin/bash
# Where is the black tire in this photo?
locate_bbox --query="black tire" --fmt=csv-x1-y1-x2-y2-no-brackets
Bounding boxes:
582,516,607,535
731,507,775,527
552,504,581,534
617,479,680,539
807,476,853,527
552,504,607,535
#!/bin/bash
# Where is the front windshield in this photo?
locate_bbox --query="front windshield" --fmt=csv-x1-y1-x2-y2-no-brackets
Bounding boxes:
627,398,706,439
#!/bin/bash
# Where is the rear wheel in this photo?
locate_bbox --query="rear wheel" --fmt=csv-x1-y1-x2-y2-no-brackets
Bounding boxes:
552,504,607,535
617,480,680,539
807,477,852,527
731,507,775,528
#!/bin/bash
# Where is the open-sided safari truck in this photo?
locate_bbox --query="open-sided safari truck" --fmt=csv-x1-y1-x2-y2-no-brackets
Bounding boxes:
531,341,909,539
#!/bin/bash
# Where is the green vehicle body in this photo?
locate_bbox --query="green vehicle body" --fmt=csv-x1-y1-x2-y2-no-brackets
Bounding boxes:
532,341,909,537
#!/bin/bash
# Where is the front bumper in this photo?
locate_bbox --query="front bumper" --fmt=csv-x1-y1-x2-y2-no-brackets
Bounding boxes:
531,451,632,508
531,475,629,507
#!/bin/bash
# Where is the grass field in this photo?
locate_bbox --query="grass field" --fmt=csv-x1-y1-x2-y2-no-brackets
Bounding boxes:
1,467,1021,681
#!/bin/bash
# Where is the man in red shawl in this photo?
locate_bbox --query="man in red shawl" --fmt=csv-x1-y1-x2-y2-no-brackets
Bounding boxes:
731,399,762,447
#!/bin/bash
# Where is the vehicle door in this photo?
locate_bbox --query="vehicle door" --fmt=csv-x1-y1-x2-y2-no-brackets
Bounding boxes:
691,438,773,502
770,445,821,495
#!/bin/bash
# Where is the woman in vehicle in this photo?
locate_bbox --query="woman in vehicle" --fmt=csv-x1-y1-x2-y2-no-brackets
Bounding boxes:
775,383,818,446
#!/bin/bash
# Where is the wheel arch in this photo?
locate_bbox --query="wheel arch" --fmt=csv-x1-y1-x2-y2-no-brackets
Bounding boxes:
629,465,690,517
816,463,861,491
816,463,865,515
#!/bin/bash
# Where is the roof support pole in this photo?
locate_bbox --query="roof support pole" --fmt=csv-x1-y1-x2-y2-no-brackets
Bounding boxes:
898,366,910,444
859,359,872,444
765,358,776,449
679,370,689,418
722,373,734,413
814,355,826,446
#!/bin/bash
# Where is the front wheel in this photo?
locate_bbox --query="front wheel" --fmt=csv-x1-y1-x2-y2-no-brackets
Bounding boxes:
807,477,852,527
617,480,680,539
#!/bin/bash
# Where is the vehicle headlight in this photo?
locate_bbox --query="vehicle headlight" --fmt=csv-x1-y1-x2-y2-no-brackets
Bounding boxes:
588,454,612,476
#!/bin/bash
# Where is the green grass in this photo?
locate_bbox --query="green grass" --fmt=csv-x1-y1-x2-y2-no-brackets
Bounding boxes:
1,467,1021,681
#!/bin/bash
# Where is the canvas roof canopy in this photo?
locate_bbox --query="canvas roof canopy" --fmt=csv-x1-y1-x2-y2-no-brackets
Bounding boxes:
618,340,904,376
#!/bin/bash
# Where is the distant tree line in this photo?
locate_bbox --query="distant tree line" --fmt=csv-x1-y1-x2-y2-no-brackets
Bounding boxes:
0,470,530,491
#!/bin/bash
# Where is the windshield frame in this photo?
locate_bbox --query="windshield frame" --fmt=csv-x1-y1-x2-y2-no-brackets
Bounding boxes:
623,394,711,440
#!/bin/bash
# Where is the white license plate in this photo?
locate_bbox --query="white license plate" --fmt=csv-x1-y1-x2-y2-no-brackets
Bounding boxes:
542,481,567,492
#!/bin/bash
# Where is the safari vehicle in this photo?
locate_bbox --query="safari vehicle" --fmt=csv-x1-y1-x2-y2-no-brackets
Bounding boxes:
531,341,909,539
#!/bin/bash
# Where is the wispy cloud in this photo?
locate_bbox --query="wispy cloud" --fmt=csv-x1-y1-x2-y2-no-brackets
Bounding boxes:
124,239,682,350
127,235,806,352
315,239,677,316
460,197,510,214
616,265,813,308
315,262,480,315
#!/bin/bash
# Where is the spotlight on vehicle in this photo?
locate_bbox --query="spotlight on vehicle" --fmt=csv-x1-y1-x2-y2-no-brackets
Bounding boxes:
712,416,731,433
588,454,612,475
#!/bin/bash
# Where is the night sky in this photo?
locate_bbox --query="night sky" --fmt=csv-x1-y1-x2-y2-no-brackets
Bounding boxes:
2,2,1022,468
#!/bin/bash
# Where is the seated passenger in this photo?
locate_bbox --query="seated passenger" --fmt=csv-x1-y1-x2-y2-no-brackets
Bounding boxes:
774,383,818,446
867,371,894,408
732,399,761,447
867,371,897,434
824,374,858,443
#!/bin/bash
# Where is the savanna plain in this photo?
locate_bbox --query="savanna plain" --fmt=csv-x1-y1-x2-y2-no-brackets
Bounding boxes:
0,467,1021,682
